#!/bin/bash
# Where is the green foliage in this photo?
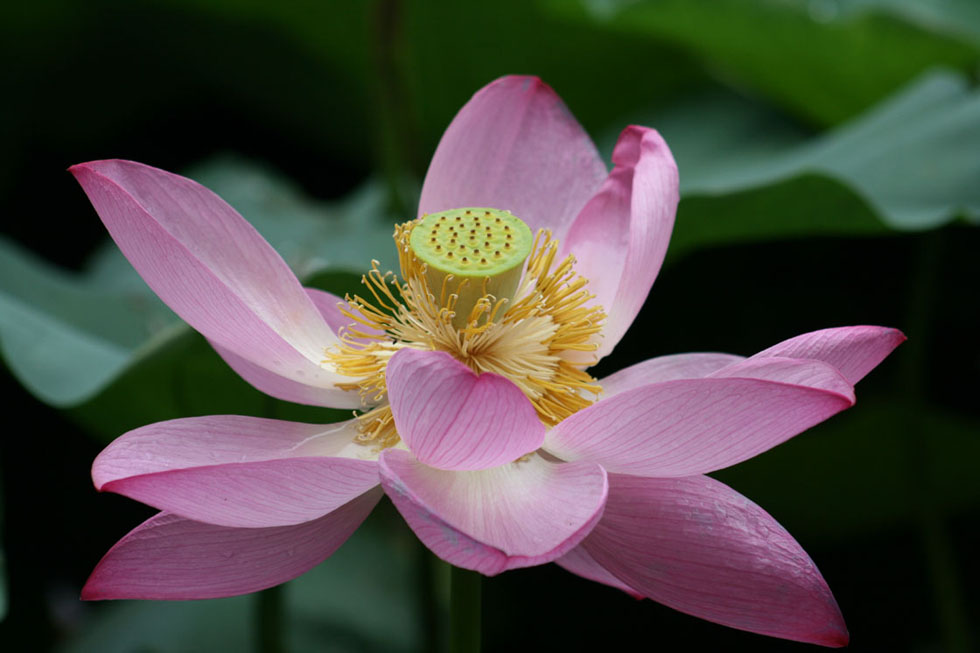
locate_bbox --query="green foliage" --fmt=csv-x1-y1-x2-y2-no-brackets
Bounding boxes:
650,70,980,259
546,0,979,126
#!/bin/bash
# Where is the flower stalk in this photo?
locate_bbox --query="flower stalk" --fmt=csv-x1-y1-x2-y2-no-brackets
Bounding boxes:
255,584,285,653
449,566,481,653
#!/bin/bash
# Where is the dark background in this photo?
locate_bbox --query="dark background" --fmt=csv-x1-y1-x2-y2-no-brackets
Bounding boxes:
1,1,978,651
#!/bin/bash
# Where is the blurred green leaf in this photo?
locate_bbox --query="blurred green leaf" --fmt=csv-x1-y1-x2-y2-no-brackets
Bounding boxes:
0,237,175,407
59,507,421,653
0,157,394,411
0,467,6,622
641,70,980,260
546,0,979,125
837,0,980,46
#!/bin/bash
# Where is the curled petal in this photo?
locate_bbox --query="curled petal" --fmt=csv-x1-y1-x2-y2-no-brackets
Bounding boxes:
545,358,854,477
387,349,545,471
600,352,745,398
93,416,379,527
70,160,357,407
419,75,607,238
747,326,906,384
583,475,848,647
83,488,381,600
379,449,607,576
561,126,679,359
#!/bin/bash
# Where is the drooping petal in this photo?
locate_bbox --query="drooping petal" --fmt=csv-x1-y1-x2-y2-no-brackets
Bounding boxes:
211,288,375,408
70,160,358,408
379,449,607,576
599,352,745,398
583,474,848,647
419,76,607,239
560,126,679,359
82,489,381,600
746,326,906,384
386,349,545,471
93,416,378,527
554,545,642,598
545,358,854,477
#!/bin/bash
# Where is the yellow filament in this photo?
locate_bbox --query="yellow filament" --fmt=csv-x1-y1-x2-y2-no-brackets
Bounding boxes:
324,219,606,449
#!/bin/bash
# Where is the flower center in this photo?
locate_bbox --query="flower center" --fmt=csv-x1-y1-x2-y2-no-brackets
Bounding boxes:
324,209,606,451
409,208,533,327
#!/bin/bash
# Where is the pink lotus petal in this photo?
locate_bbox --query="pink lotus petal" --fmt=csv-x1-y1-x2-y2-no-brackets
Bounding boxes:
82,488,381,600
93,416,378,527
70,160,356,406
379,449,607,576
746,325,906,384
211,288,373,408
583,474,848,647
386,349,545,471
545,358,854,477
419,76,607,239
600,353,745,398
561,126,679,359
554,545,642,599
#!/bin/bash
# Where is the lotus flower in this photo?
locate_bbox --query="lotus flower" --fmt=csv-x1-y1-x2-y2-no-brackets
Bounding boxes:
73,76,903,647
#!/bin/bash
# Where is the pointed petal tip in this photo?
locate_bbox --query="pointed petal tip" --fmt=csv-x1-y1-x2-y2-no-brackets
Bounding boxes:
488,74,546,91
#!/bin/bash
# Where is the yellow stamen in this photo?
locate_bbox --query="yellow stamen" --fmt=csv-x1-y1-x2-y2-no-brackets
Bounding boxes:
324,214,606,450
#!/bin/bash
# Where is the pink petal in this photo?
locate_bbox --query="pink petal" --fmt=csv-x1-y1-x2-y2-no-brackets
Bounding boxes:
599,353,745,398
583,474,848,647
418,76,607,238
379,449,607,576
747,326,906,384
93,416,379,527
386,349,545,471
211,288,374,408
83,488,381,600
560,126,679,359
545,358,854,477
70,160,357,408
554,545,642,598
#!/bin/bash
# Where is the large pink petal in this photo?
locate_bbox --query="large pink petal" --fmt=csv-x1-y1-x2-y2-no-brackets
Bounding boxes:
560,126,679,359
554,544,641,598
583,474,848,647
71,160,358,408
386,349,545,471
418,76,607,238
599,352,745,398
379,449,607,576
545,358,854,477
211,288,376,408
93,416,378,527
746,326,906,384
83,488,381,600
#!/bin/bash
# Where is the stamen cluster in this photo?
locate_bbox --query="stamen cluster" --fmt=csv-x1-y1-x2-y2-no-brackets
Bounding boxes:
325,215,606,449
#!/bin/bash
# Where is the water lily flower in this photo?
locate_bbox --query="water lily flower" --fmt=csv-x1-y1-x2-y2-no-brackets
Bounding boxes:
73,76,903,647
